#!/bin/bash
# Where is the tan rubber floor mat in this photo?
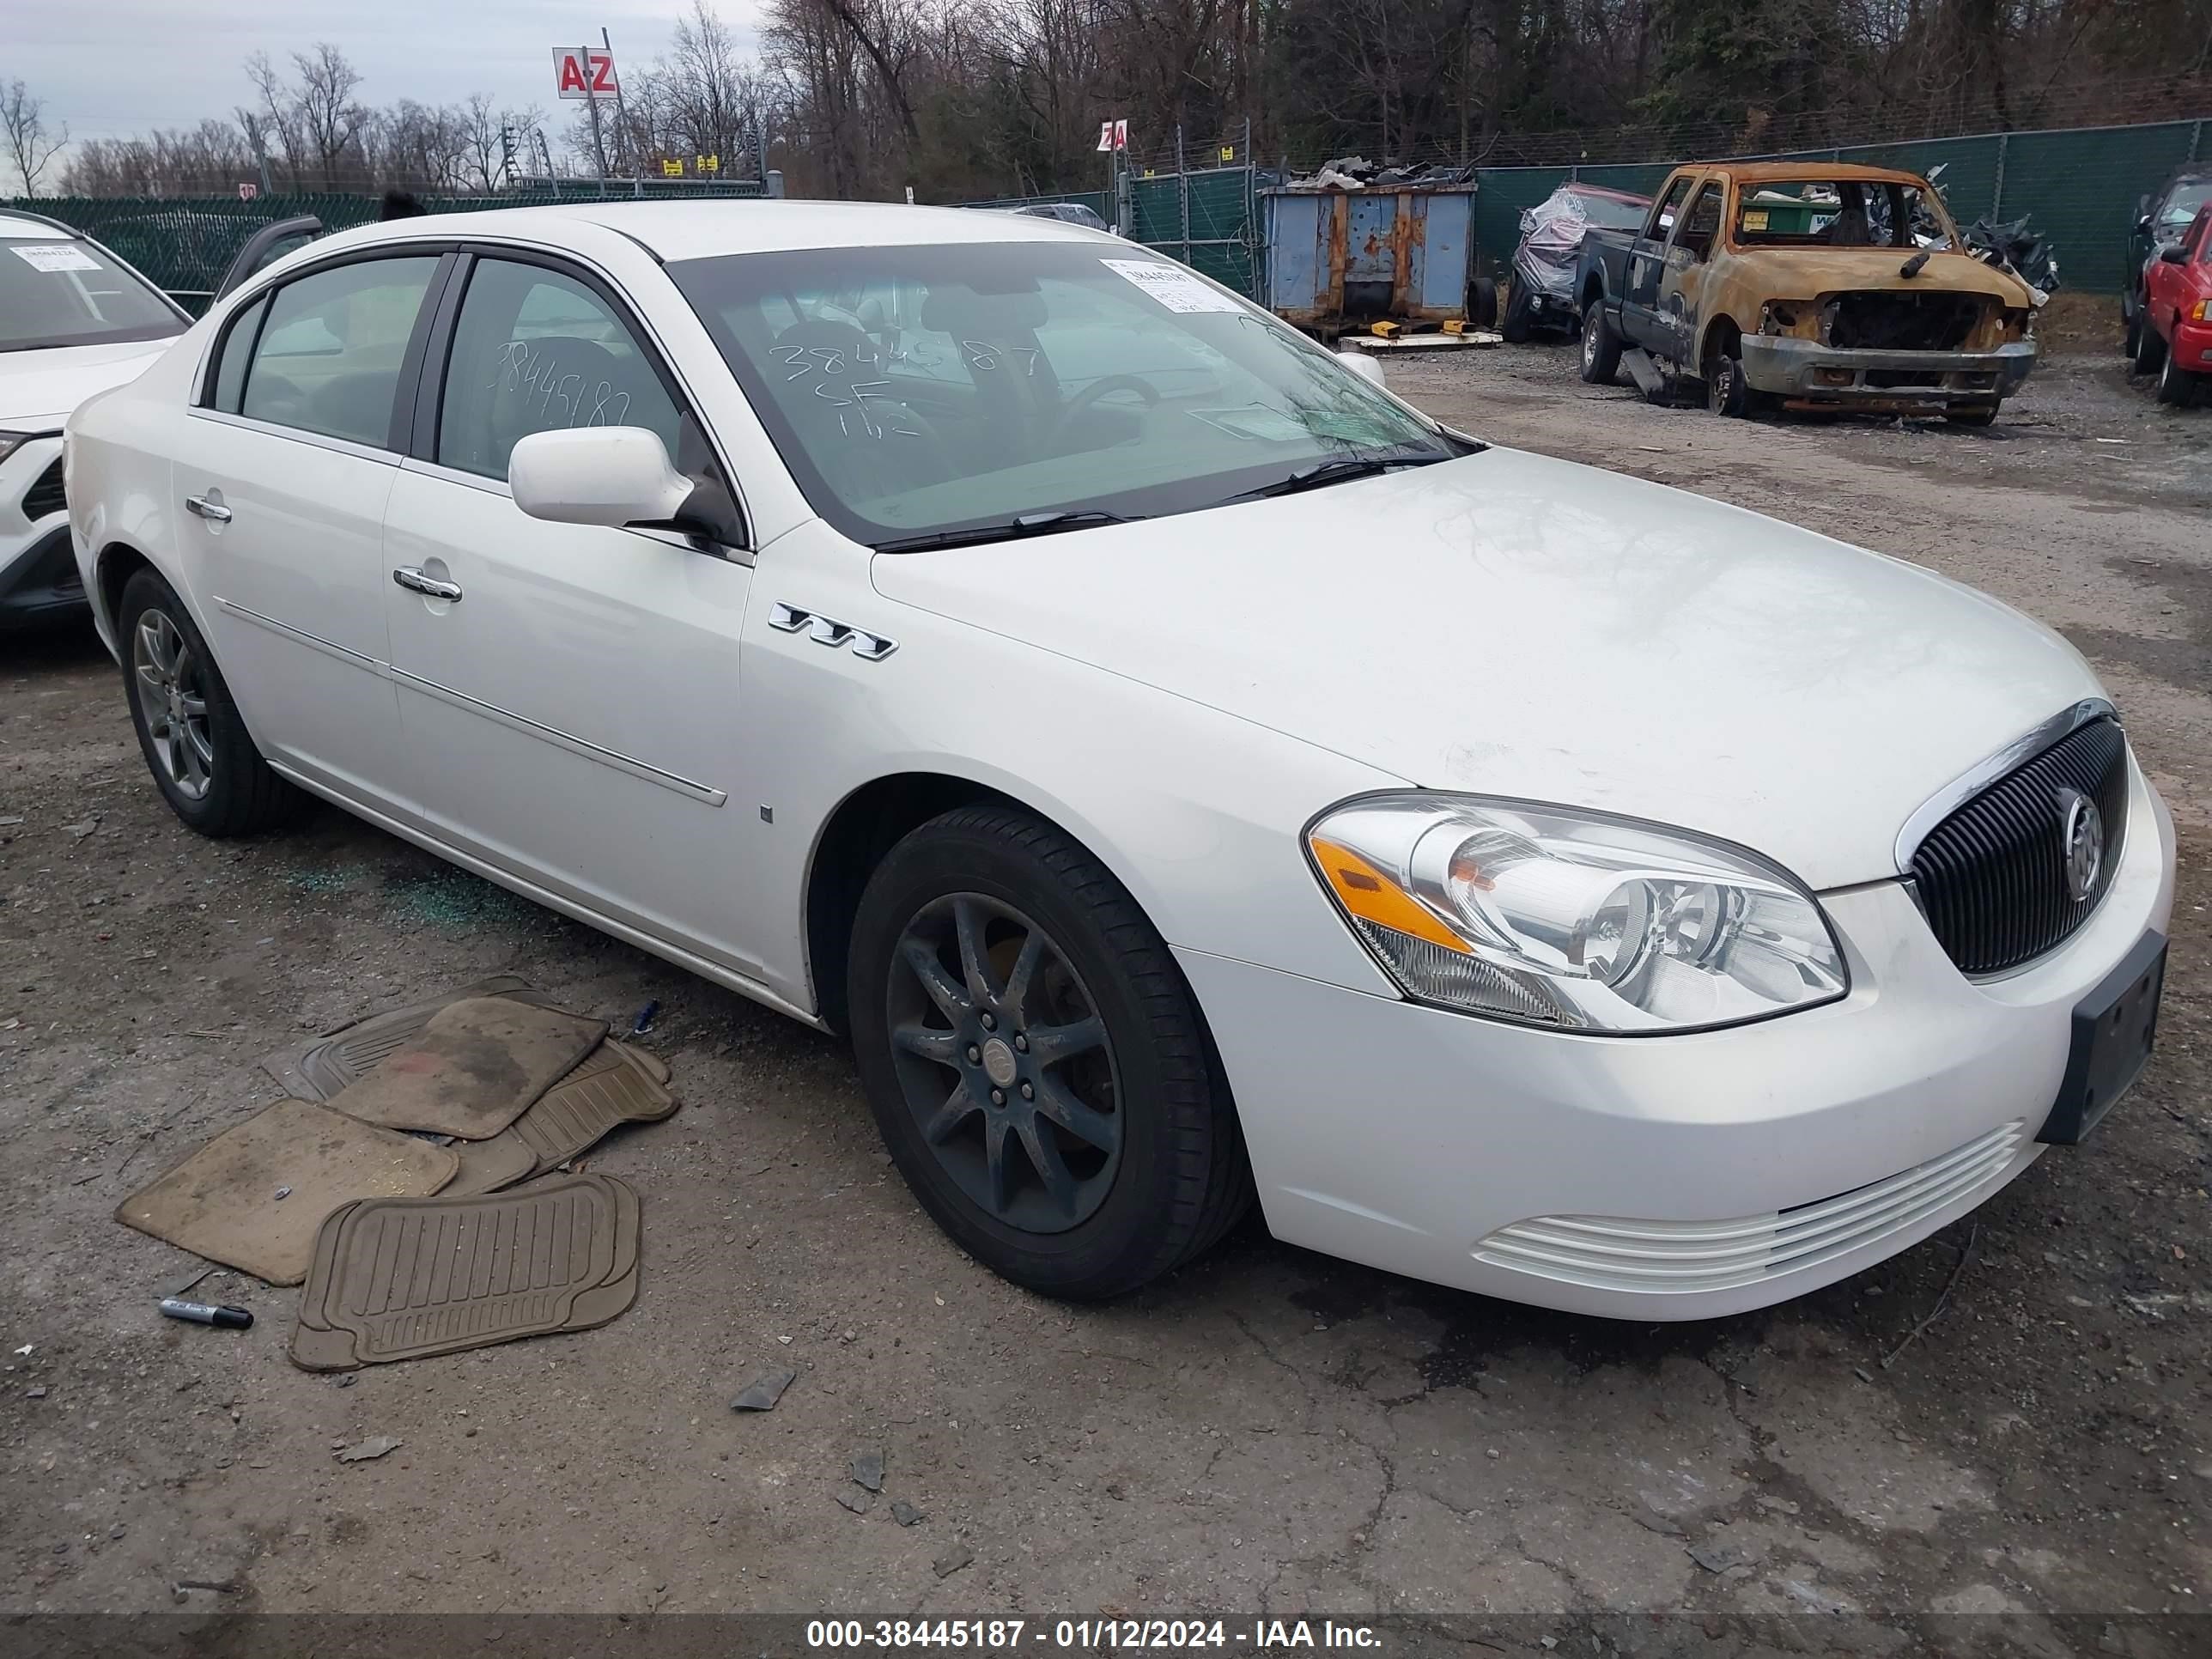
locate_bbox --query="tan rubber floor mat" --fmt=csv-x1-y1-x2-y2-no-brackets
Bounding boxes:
260,976,566,1102
497,1040,677,1171
446,1133,539,1195
117,1099,459,1285
325,998,607,1139
289,1174,639,1370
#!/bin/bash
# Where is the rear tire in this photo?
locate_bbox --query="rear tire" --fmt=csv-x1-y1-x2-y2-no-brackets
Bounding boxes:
847,805,1252,1299
2155,349,2199,408
1579,301,1623,385
118,568,300,837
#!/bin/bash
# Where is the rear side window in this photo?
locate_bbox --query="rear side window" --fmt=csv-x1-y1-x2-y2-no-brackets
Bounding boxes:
1677,185,1723,258
208,294,268,413
239,257,440,448
1644,178,1691,239
435,258,684,481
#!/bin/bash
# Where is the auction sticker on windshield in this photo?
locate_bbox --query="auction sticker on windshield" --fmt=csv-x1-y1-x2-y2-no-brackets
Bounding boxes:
12,244,102,273
1101,258,1243,313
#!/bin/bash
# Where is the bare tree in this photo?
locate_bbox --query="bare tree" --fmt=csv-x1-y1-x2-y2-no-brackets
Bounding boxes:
1,79,68,195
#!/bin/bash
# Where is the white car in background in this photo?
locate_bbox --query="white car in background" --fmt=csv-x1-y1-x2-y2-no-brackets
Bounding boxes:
1,209,191,631
64,203,2173,1317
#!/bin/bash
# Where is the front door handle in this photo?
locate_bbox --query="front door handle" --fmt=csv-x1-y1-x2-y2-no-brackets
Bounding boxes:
392,567,463,602
185,495,232,523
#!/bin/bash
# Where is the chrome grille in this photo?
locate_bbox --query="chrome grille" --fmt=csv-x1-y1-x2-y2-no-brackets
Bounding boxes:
1909,717,2129,975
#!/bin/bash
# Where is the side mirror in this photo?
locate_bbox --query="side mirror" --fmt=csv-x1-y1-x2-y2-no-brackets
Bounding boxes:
2159,244,2189,264
1336,347,1387,389
509,427,696,530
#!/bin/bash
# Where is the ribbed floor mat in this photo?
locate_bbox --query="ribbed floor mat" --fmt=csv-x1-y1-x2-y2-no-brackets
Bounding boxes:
117,1099,459,1285
490,1040,677,1178
290,1174,639,1370
325,998,606,1139
260,976,564,1102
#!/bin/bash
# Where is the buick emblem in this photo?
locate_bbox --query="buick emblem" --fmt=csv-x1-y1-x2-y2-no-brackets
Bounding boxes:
2057,787,2104,903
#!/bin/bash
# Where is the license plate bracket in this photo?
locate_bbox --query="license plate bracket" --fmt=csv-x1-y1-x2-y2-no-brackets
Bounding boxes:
2038,931,2166,1146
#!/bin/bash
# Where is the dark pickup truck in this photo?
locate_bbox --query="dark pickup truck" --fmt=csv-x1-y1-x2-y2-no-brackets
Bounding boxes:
1571,161,2039,423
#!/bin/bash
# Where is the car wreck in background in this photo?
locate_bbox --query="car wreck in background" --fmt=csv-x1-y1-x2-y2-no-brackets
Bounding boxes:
1574,161,2041,423
2126,169,2211,362
1502,181,1648,343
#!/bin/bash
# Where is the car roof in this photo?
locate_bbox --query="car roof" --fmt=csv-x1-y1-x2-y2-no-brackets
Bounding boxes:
0,209,86,240
1682,161,1936,187
1560,183,1649,204
300,199,1113,265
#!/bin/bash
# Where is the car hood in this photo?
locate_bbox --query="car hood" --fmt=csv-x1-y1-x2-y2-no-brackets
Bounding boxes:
1726,246,2034,307
870,448,2105,890
0,338,175,431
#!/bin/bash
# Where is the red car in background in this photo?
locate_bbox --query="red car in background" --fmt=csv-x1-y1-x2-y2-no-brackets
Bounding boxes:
2136,201,2212,406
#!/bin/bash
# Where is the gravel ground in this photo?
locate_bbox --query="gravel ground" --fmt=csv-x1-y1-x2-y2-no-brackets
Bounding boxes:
3,341,2209,1652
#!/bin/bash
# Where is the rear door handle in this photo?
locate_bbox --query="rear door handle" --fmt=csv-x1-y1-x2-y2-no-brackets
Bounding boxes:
185,495,232,523
392,567,463,602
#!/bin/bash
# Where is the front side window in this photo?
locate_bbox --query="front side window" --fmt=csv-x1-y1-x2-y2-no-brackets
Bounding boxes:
1644,178,1692,240
0,236,184,351
1676,185,1723,259
240,256,441,448
670,242,1455,547
435,258,685,480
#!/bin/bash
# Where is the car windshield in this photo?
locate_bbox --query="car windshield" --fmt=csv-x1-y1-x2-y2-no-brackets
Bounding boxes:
0,236,184,350
1732,179,1952,249
2160,183,2212,231
668,241,1457,547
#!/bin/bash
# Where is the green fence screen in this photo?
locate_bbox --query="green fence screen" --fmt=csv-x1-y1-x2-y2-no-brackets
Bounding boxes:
6,182,765,308
1467,118,2206,293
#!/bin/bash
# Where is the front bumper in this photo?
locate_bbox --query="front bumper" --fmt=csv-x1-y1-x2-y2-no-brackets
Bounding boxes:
2170,318,2212,372
1180,756,2173,1321
0,433,84,629
1740,336,2037,406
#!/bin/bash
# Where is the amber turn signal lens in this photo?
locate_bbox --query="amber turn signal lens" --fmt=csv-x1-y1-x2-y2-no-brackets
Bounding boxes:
1310,836,1472,955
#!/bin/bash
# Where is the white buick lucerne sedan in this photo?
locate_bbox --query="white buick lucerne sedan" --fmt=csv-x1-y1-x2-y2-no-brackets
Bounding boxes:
64,203,2172,1317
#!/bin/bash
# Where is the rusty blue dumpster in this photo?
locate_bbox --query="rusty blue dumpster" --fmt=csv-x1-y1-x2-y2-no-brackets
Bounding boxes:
1261,185,1478,332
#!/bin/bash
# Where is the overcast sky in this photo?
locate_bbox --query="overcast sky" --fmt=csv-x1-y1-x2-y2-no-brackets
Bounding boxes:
14,2,764,157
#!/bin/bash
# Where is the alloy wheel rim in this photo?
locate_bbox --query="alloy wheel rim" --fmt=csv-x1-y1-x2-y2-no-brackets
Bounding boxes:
886,892,1122,1234
132,610,214,801
1583,318,1598,370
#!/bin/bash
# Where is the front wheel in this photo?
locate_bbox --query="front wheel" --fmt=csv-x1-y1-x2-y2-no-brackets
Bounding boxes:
2134,316,2167,376
1580,301,1623,385
847,805,1251,1299
118,568,300,836
1705,351,1755,417
1944,403,2001,427
2155,350,2199,408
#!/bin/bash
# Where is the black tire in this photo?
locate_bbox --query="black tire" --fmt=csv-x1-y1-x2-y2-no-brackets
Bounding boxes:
1468,276,1498,329
1500,283,1535,344
1579,300,1623,385
118,568,300,836
2154,349,2199,408
2122,305,2142,362
1944,403,2000,427
1705,349,1753,417
848,805,1251,1299
2134,315,2167,376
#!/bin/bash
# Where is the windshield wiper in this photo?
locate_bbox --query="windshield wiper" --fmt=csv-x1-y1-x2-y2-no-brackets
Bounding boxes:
872,509,1139,555
1225,451,1455,502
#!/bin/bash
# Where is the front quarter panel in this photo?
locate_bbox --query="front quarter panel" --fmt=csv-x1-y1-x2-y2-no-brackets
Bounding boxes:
732,519,1407,1015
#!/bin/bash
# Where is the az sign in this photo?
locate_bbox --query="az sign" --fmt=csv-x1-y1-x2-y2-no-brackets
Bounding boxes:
553,47,618,100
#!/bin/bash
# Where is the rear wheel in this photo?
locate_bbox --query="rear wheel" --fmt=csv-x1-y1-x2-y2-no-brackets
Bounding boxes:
118,568,300,836
2122,303,2142,362
1579,301,1622,385
847,805,1251,1299
2155,349,2199,408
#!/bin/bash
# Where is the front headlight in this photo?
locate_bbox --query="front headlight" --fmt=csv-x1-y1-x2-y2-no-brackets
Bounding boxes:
0,431,33,466
1306,794,1847,1033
